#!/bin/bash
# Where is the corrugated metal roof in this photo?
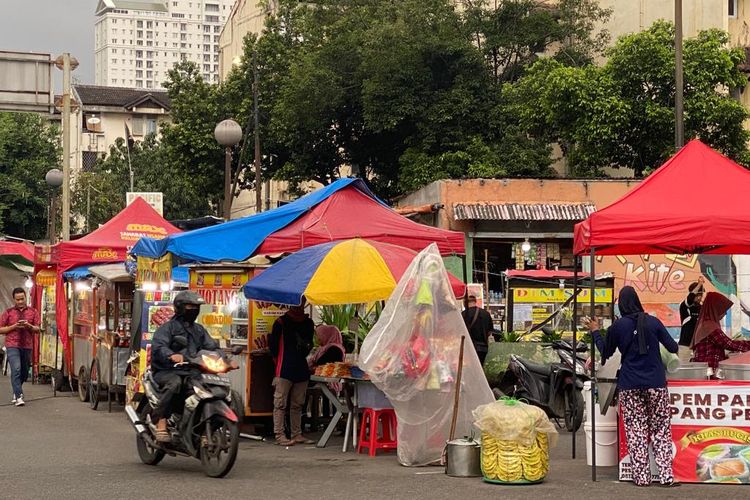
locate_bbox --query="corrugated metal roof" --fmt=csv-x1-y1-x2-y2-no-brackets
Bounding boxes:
453,203,596,221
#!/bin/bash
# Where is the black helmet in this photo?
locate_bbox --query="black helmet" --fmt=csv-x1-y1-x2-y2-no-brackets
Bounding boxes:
173,291,204,315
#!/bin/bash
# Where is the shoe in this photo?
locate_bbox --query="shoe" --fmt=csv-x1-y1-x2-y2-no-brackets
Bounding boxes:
154,430,171,442
11,395,17,404
659,481,681,488
292,435,314,444
14,396,25,407
275,438,295,446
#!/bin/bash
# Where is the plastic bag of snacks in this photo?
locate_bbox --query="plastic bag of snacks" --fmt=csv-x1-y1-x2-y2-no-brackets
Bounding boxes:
473,398,557,484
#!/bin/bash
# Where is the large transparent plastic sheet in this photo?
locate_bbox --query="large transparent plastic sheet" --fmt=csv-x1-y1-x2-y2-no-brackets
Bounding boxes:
360,244,494,466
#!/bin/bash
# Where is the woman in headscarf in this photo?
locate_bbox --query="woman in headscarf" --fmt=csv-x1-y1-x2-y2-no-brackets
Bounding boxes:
690,292,750,375
308,325,346,370
583,286,679,487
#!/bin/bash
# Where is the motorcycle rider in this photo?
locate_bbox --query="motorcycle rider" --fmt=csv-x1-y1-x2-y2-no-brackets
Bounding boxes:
150,291,237,442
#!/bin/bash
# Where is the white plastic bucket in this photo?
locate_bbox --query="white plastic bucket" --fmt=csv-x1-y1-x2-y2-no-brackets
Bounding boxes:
583,381,618,425
584,422,618,466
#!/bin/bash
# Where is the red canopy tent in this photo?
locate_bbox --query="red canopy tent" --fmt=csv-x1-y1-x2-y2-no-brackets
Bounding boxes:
0,240,34,263
39,198,181,354
572,139,750,479
574,140,750,256
255,185,465,256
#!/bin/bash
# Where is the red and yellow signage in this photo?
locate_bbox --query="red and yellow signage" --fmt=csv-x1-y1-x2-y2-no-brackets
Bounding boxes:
136,254,172,285
619,380,750,484
190,270,250,290
512,287,612,304
91,247,119,260
35,269,57,287
120,223,170,241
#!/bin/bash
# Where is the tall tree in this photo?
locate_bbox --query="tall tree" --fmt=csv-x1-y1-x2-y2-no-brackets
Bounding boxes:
510,21,750,176
0,112,60,240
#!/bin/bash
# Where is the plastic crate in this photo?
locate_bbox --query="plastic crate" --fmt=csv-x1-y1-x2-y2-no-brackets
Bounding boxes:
357,381,392,409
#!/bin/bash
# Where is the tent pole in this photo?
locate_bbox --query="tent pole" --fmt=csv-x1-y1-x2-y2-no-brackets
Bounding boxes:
572,262,578,459
590,248,597,482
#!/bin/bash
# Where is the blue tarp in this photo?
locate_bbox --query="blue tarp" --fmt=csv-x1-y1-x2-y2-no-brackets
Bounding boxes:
172,266,189,284
130,178,385,263
63,266,91,280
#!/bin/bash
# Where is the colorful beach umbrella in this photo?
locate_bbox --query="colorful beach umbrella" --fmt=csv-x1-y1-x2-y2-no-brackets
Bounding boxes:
243,239,466,306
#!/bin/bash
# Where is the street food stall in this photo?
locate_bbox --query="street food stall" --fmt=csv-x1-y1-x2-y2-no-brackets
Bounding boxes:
130,178,467,421
243,239,467,452
33,198,180,398
574,140,750,484
504,270,615,335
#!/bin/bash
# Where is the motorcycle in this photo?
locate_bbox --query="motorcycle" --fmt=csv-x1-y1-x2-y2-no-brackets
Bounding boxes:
495,340,587,432
125,337,242,478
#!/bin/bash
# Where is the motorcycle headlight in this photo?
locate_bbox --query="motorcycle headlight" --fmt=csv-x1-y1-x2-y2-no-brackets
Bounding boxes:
193,385,213,400
201,354,228,373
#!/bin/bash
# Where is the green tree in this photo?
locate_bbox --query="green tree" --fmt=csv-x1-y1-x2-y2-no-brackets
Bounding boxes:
510,21,750,176
0,112,60,240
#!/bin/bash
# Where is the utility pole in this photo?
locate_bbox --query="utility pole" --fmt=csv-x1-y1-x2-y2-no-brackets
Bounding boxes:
675,0,685,149
61,53,72,240
253,49,262,214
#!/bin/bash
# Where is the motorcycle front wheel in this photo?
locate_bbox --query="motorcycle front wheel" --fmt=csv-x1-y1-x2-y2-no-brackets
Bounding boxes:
564,387,584,432
136,404,166,466
200,416,240,478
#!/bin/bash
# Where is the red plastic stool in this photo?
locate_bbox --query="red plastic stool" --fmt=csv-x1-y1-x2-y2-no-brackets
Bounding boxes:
357,408,397,456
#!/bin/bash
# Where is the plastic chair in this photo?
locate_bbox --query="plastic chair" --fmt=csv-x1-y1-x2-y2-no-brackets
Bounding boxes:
357,407,397,456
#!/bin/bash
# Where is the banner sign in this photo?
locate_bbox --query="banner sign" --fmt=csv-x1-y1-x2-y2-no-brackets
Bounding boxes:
136,254,172,285
189,270,250,290
512,287,612,304
619,380,750,484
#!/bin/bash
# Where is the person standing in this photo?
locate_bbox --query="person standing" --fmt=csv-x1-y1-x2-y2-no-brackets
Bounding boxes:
0,288,41,406
690,292,750,375
584,286,679,487
678,278,703,362
269,300,315,446
461,295,495,365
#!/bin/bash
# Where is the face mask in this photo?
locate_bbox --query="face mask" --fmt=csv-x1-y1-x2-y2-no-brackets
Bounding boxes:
183,308,200,324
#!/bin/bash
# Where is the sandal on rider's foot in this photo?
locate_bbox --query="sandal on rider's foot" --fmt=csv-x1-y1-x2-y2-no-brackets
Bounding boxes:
155,430,171,443
275,438,295,446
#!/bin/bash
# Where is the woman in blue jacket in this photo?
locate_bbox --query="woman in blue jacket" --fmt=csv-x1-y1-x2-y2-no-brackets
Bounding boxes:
584,286,679,487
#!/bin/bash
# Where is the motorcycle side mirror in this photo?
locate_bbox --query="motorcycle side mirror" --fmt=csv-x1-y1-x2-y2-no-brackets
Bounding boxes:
173,335,188,349
231,345,244,355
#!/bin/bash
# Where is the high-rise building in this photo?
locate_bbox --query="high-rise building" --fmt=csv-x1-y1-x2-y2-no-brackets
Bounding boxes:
95,0,236,89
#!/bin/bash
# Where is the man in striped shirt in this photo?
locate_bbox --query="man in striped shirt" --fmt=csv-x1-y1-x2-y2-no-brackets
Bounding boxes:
0,288,40,406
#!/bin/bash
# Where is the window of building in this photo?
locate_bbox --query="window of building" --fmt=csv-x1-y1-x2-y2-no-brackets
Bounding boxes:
214,25,220,33
111,79,117,85
181,33,187,41
136,50,143,58
172,13,185,18
137,20,143,28
729,0,738,17
112,38,117,43
205,3,219,12
112,58,117,64
147,31,153,39
204,44,210,51
204,25,211,33
203,73,210,80
146,41,153,47
147,51,153,58
136,60,143,68
146,81,153,89
205,15,219,23
137,40,143,46
136,80,143,88
146,60,154,68
137,30,143,37
112,18,117,24
180,23,187,31
181,43,187,49
181,53,188,61
146,20,153,28
213,64,218,72
136,70,143,78
204,54,211,62
203,64,210,72
146,71,153,78
204,35,211,42
214,35,220,43
214,54,219,62
173,1,178,5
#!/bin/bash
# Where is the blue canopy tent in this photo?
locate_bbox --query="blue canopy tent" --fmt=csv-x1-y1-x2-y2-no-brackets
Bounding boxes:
130,178,386,262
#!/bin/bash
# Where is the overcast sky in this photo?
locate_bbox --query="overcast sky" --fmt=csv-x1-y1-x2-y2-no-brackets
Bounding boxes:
0,0,96,89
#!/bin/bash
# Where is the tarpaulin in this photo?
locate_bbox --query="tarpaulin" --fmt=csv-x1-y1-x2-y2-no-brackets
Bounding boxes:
130,178,465,262
359,244,493,466
574,140,750,256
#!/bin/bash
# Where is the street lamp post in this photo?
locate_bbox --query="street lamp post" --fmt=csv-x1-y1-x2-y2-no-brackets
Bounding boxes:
54,53,79,241
214,119,243,220
45,168,63,244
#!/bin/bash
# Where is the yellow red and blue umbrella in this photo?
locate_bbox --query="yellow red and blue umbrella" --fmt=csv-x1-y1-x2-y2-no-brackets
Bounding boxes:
243,239,466,305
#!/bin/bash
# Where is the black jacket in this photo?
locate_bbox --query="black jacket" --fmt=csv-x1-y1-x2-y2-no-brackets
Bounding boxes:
151,317,221,373
269,314,314,383
462,306,495,353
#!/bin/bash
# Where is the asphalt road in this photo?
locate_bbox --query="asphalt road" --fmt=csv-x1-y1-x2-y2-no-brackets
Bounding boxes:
0,374,739,500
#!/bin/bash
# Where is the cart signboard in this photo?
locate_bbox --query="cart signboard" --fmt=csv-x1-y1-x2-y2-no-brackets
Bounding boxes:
619,380,750,484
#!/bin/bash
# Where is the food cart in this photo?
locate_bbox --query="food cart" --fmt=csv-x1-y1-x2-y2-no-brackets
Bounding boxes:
503,270,614,335
33,198,181,398
574,140,750,483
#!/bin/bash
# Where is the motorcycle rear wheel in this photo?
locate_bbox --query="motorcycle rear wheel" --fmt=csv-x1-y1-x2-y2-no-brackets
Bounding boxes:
136,405,166,466
200,416,239,478
564,388,584,432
